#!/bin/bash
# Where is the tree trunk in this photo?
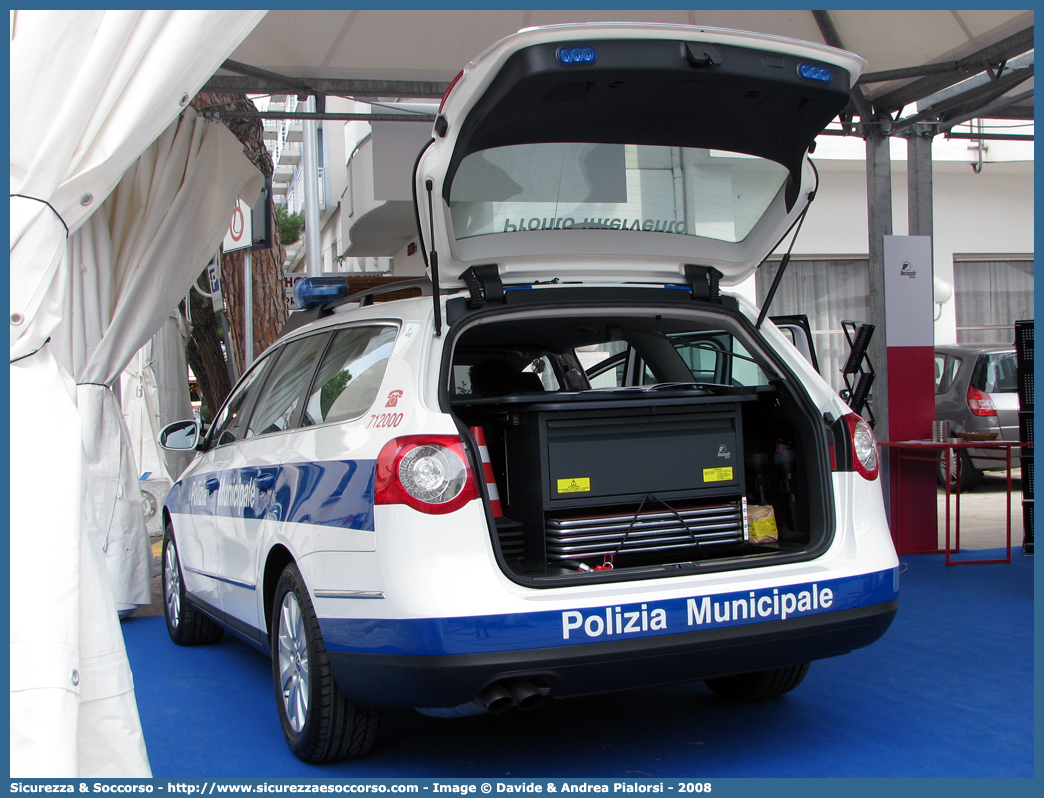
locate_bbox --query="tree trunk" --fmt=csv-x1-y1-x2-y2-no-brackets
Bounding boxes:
220,245,288,373
185,91,287,402
183,289,231,423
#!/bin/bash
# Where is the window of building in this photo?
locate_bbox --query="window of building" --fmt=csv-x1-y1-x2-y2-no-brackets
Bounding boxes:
954,259,1034,345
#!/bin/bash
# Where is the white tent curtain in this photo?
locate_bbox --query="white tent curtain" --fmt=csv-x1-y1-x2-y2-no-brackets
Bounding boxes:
54,107,265,613
122,342,175,486
122,314,196,486
10,10,265,777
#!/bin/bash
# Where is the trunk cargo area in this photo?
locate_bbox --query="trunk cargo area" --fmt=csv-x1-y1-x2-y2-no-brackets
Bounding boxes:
445,302,833,584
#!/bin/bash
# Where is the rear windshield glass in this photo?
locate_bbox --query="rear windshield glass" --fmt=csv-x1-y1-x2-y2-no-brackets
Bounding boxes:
974,351,1018,393
449,143,788,244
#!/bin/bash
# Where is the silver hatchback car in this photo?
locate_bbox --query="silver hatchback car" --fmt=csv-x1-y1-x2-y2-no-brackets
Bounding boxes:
934,344,1021,490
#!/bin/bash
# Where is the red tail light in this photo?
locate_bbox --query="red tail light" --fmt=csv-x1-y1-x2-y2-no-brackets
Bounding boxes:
844,413,879,481
374,435,478,514
438,70,464,114
967,385,997,417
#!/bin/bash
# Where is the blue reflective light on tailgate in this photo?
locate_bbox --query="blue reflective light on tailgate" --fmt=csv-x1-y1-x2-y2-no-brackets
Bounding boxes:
798,63,833,83
557,45,597,65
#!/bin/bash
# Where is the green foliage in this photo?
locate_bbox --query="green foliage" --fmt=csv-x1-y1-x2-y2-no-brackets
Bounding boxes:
320,370,353,418
276,207,305,245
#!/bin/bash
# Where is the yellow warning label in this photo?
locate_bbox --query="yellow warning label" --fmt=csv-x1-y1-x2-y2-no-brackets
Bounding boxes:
703,467,734,483
557,477,591,494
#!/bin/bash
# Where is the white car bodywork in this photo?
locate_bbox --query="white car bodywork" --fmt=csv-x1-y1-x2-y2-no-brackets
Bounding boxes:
162,23,896,759
165,292,897,708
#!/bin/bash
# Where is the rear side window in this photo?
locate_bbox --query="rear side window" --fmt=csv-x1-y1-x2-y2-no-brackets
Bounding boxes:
246,333,331,439
208,354,274,447
303,325,399,426
523,356,561,391
667,331,769,387
580,331,771,389
935,354,961,394
584,349,629,389
579,341,630,388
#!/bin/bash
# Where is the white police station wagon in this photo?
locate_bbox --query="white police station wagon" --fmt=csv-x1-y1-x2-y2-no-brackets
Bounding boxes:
160,23,898,763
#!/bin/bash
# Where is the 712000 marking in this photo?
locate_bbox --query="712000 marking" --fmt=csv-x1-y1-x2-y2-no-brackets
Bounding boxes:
368,412,404,429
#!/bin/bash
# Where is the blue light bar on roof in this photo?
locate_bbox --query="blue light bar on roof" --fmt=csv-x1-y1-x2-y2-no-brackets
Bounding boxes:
557,45,596,66
798,63,833,83
294,276,348,309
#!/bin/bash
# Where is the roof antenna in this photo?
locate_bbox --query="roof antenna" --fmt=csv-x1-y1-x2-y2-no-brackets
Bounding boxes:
425,178,442,336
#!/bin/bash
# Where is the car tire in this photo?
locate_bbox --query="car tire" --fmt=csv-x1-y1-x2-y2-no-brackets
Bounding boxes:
163,525,224,646
271,563,381,762
705,661,811,701
937,450,982,493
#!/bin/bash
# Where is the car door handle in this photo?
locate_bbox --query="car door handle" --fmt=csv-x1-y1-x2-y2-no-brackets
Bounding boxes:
205,477,220,492
255,473,276,491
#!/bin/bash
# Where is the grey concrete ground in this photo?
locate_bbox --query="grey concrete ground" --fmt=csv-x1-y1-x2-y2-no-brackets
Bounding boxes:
935,468,1028,551
142,544,165,618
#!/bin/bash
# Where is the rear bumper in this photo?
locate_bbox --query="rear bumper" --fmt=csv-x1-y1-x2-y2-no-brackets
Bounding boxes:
327,600,897,708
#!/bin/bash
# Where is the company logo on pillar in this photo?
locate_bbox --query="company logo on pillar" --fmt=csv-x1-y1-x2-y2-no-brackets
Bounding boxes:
899,261,918,277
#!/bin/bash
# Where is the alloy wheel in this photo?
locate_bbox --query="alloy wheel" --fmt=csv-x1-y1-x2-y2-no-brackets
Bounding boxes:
164,540,181,628
278,591,310,734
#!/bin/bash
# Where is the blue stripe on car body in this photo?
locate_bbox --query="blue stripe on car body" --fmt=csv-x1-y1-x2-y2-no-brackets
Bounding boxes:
319,567,898,656
165,459,378,530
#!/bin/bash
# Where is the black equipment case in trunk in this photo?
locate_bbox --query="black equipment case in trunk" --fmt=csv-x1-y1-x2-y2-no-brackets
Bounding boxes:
470,392,754,573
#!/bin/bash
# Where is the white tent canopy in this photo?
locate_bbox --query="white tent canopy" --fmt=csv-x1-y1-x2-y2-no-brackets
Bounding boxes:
10,10,266,776
224,9,1032,120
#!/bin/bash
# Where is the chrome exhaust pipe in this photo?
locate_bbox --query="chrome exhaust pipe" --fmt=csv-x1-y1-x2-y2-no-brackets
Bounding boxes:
478,682,515,714
506,679,547,711
414,680,544,717
415,682,512,718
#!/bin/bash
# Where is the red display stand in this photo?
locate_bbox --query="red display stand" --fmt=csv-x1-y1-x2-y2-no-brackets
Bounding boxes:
880,439,1025,565
883,347,938,553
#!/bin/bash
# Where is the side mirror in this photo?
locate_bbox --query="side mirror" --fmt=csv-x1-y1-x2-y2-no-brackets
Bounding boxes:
160,420,202,451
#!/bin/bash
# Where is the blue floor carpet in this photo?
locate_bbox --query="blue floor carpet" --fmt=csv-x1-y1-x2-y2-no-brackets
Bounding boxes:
123,549,1033,778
